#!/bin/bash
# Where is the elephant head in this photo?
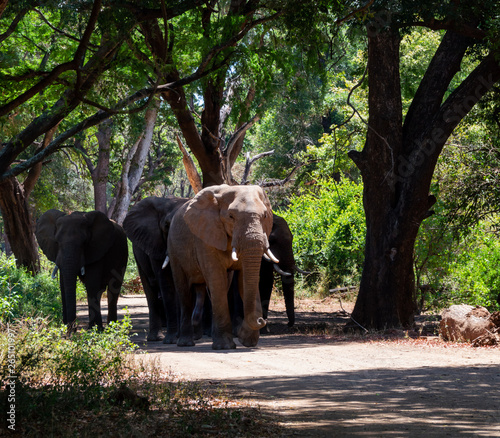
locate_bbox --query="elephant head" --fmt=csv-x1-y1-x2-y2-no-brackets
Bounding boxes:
180,184,274,348
123,196,188,262
36,209,123,327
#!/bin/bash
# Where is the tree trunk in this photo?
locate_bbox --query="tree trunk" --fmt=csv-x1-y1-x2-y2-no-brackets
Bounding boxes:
0,125,58,274
348,26,500,330
92,119,112,214
110,99,160,224
0,177,39,274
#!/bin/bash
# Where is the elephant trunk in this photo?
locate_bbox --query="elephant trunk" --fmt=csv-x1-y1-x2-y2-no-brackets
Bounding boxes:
59,255,81,326
240,245,266,331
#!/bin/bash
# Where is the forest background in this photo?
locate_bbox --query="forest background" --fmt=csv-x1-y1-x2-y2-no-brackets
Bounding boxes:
1,0,500,330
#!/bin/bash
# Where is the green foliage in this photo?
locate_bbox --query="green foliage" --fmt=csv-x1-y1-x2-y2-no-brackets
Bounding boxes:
416,217,500,311
281,178,365,292
0,254,62,323
0,314,137,387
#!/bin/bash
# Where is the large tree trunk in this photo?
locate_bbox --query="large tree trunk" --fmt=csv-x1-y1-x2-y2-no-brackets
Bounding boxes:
0,178,39,274
0,125,58,274
348,28,416,329
347,26,500,330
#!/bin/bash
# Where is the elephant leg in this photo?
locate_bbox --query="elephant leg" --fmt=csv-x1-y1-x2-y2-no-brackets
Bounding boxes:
207,274,235,350
106,267,124,324
202,293,212,337
259,261,274,333
175,272,195,347
229,272,244,336
158,265,178,344
136,256,163,342
60,276,68,325
87,290,104,329
282,274,295,327
106,290,119,323
191,285,206,340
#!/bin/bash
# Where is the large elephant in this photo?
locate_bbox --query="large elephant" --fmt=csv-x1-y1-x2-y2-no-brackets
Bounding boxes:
168,184,276,350
36,209,128,329
122,196,188,342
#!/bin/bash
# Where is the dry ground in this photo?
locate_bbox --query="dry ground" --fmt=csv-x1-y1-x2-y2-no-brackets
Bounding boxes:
83,294,500,437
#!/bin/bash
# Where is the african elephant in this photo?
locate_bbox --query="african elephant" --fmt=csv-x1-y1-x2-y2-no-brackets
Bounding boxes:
260,214,302,328
168,184,276,350
36,209,128,329
122,196,188,342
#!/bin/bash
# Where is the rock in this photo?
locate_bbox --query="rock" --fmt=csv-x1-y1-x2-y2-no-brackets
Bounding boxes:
439,304,494,343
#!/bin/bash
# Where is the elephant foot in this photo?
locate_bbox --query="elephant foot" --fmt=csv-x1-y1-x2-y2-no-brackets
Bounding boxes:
163,334,177,344
147,331,164,342
212,333,236,350
193,323,203,341
177,336,195,347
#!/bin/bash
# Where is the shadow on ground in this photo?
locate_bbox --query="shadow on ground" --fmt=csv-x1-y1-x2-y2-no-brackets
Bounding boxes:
228,365,500,437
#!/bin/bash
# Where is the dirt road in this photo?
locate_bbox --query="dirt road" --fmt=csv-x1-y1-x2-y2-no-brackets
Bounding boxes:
89,294,500,437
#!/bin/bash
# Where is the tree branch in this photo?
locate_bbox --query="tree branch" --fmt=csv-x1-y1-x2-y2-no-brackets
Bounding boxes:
241,150,274,185
176,134,202,193
0,6,29,43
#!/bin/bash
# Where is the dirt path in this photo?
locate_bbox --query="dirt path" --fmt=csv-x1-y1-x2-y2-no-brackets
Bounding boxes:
84,294,500,437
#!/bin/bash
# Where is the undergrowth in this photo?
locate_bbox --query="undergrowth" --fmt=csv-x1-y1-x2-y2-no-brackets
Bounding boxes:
0,316,281,437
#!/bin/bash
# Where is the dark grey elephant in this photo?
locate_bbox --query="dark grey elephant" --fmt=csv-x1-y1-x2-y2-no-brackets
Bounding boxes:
168,184,277,350
260,213,306,328
36,209,128,329
122,196,188,342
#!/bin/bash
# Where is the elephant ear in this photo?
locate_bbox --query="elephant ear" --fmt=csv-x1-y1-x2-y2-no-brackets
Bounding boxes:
123,197,169,258
36,209,66,262
84,211,117,264
184,186,228,251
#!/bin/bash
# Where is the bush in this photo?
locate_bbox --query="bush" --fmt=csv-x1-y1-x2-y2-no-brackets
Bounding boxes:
0,253,62,323
281,177,365,292
415,213,500,311
0,314,138,388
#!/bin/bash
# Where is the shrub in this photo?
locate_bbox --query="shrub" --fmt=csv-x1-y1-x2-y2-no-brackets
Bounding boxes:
0,314,138,388
0,254,62,323
281,177,365,292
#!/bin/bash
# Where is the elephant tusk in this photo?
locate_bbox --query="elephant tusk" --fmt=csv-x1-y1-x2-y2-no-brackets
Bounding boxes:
51,265,59,279
265,248,279,264
273,263,292,277
262,253,271,262
80,267,85,276
294,265,312,275
232,247,238,262
162,254,170,269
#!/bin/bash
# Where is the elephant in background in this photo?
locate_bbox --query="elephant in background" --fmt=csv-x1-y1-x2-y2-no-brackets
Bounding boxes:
36,209,128,329
260,213,304,328
122,196,188,342
168,184,276,350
